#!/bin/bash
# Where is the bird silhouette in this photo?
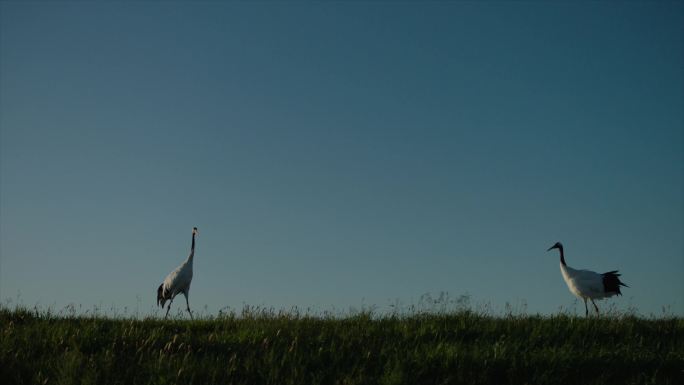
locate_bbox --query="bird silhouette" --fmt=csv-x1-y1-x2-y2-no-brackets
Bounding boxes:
157,227,198,319
548,242,627,316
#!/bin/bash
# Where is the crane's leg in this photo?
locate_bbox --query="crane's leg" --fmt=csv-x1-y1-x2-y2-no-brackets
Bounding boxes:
583,298,588,317
165,298,174,319
183,292,193,320
590,299,600,316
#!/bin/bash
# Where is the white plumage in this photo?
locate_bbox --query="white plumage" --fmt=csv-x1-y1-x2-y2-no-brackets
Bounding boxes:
157,227,198,319
548,242,627,316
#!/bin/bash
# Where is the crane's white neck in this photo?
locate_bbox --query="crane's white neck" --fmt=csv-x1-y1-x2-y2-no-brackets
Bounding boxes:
186,232,196,263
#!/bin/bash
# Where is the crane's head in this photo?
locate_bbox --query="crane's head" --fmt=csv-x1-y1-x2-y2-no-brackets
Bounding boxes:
193,227,198,236
547,242,563,252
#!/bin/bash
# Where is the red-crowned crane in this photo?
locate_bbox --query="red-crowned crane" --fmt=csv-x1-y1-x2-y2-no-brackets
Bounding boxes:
547,242,628,316
157,227,198,319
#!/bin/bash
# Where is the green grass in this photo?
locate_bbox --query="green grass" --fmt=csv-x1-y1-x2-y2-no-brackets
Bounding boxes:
1,306,682,385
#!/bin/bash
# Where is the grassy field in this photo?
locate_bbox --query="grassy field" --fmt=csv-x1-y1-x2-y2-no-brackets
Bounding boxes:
1,306,682,385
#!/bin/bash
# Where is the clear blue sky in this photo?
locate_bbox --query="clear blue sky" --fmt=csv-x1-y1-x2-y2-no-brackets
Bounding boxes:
1,1,682,317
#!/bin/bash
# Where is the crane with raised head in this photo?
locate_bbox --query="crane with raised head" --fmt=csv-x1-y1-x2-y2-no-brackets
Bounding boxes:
157,227,198,319
547,242,627,316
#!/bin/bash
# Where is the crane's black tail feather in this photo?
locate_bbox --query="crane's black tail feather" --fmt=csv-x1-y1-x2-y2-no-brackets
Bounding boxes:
602,270,628,295
157,284,166,307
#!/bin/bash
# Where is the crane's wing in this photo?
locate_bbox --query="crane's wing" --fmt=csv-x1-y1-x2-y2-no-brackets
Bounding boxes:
157,266,181,308
572,269,605,297
160,263,193,297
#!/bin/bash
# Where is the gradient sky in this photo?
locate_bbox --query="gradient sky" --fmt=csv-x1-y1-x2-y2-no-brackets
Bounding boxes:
1,1,682,317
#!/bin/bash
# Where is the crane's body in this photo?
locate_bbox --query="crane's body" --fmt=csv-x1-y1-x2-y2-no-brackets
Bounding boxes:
157,227,197,319
548,242,627,316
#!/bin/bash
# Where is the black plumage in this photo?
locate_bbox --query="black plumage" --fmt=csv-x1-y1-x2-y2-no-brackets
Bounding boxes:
602,270,628,295
156,284,166,307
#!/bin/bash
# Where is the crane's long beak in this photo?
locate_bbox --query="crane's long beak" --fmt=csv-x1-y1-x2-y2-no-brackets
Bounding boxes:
547,245,555,251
